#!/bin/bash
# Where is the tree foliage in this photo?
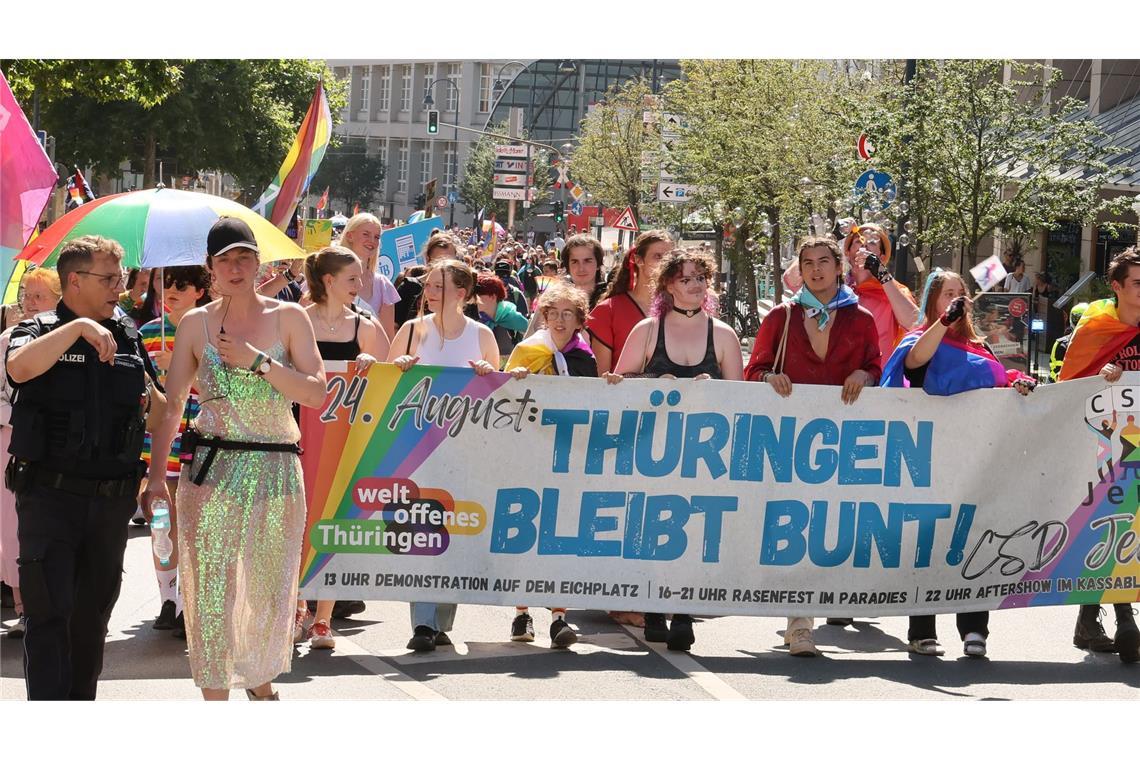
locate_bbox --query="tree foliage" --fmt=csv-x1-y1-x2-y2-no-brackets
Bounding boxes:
569,79,662,221
310,137,386,213
667,60,860,319
857,59,1133,272
0,59,347,196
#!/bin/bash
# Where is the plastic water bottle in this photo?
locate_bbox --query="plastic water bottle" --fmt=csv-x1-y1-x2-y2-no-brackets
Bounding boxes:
151,502,173,566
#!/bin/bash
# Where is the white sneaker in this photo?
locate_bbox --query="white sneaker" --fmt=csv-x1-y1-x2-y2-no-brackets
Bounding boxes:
788,628,819,657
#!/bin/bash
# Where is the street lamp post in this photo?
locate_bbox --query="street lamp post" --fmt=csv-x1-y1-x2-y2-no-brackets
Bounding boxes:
424,78,461,227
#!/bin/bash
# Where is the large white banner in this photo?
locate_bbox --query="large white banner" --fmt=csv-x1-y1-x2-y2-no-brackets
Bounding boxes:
297,365,1140,617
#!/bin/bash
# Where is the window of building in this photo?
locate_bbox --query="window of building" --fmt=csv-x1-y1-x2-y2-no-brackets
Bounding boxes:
400,65,412,112
478,63,493,112
359,66,371,116
422,63,436,106
444,143,457,190
446,63,461,112
397,142,409,194
378,65,391,112
420,142,432,187
376,139,388,170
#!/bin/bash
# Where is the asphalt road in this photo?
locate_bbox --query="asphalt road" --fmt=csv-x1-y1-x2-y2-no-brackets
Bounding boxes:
2,524,1138,701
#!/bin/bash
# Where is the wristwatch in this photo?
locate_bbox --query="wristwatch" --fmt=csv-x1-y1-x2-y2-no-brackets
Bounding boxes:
250,350,271,376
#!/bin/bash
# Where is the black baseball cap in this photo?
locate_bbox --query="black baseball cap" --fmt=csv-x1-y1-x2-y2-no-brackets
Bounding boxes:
207,217,260,257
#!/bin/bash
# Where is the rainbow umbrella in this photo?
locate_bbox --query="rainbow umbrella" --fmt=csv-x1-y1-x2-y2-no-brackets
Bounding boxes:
17,188,304,269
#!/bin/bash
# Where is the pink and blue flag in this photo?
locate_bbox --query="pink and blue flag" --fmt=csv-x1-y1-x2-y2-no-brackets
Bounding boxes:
0,71,58,284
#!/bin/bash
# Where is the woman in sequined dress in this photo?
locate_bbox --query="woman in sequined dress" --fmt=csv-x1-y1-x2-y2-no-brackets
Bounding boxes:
145,218,325,700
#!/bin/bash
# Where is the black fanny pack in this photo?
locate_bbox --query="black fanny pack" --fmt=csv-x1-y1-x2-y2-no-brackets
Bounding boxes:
180,428,302,486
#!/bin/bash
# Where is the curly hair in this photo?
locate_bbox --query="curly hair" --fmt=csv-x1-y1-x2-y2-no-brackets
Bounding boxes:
650,248,719,318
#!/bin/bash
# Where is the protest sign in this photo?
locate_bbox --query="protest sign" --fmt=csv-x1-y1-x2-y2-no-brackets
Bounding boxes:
303,219,333,252
378,217,445,279
298,364,1140,616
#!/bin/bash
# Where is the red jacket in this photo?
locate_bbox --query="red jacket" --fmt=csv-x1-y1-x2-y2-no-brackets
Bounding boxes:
743,303,882,386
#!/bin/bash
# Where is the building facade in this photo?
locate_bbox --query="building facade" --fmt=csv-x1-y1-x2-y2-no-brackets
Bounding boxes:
326,59,681,227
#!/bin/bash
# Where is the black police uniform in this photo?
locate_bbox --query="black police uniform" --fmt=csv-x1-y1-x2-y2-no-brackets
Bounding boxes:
6,300,157,700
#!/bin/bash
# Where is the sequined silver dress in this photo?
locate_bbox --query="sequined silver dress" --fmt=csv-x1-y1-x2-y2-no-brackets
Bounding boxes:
177,339,304,690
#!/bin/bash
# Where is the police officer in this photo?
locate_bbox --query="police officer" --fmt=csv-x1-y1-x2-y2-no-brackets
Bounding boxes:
6,235,162,700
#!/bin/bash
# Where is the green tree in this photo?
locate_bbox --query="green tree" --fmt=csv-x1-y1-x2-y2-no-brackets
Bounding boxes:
667,60,858,326
310,137,386,213
1,59,347,195
569,79,661,221
861,59,1133,275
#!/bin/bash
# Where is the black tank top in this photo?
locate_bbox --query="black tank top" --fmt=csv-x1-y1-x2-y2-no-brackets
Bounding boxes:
643,315,721,379
315,310,363,361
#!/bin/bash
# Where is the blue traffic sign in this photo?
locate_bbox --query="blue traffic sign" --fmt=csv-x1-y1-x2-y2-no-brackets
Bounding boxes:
447,190,459,204
853,169,897,209
569,200,584,215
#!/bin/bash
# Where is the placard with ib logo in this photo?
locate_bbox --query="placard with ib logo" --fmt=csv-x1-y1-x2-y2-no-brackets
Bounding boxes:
379,216,445,276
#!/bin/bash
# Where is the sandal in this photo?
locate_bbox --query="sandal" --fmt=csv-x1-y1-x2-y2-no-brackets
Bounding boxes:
245,688,280,701
909,638,945,656
963,633,987,658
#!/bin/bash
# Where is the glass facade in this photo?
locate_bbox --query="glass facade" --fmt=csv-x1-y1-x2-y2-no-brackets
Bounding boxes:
485,59,681,144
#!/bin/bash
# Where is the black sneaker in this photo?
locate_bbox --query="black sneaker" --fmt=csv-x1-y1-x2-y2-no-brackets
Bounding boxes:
331,600,366,619
407,625,437,652
434,630,453,647
644,613,668,643
510,613,535,642
550,618,577,649
1074,606,1116,652
667,614,695,651
154,600,177,630
826,618,854,626
172,611,186,639
1115,606,1139,664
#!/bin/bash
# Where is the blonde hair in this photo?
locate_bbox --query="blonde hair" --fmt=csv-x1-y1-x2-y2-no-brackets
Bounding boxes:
22,267,62,298
339,213,383,265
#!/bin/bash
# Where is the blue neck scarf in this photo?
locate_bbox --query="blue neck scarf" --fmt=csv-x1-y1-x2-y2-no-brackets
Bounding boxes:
790,285,859,331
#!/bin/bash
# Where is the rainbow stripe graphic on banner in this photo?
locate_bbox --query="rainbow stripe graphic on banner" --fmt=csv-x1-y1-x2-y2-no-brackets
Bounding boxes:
999,462,1140,609
299,365,511,587
253,80,332,230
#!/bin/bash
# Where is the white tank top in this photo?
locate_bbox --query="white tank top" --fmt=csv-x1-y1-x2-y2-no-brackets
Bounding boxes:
413,316,483,368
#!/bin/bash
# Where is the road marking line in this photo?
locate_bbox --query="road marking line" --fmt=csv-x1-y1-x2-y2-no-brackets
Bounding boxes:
329,633,448,701
621,624,748,701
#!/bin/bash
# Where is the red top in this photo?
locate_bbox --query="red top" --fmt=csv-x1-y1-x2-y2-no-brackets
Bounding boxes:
743,303,882,386
586,293,646,365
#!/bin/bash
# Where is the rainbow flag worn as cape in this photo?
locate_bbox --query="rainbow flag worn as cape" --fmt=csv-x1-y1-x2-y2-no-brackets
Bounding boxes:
0,72,58,286
1058,298,1140,381
881,328,1028,395
253,81,332,230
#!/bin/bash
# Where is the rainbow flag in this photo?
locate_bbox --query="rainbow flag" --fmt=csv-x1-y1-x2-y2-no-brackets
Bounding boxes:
253,80,332,230
0,71,58,286
1059,298,1138,381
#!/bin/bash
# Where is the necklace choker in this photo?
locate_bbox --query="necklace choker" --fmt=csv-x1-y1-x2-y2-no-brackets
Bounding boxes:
672,305,702,318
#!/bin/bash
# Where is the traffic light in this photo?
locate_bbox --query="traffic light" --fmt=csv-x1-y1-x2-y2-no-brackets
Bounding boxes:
553,201,564,223
427,110,439,135
414,193,426,209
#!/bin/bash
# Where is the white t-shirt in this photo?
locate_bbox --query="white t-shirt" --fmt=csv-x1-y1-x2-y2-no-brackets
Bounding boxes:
1004,272,1031,293
355,272,401,315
